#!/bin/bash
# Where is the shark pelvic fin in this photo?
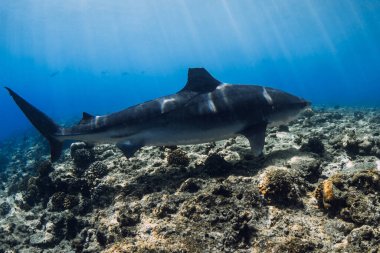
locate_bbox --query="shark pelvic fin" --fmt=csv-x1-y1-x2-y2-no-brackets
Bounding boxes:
240,123,267,157
117,142,142,158
180,68,221,93
79,112,95,124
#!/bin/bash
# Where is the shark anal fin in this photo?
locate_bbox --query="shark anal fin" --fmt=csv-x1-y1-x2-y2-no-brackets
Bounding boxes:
117,142,142,158
240,123,267,157
180,68,221,93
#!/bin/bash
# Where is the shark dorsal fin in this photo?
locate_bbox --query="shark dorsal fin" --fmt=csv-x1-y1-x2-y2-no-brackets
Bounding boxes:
180,68,221,93
79,112,94,125
82,112,94,120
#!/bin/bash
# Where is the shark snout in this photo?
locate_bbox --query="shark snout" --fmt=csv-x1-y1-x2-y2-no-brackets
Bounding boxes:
265,87,310,110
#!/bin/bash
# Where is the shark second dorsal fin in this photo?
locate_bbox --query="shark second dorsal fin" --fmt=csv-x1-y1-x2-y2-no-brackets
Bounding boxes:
79,112,95,125
180,68,221,93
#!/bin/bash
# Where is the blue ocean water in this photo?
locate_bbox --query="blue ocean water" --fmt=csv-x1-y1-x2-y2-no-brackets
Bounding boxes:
0,0,379,141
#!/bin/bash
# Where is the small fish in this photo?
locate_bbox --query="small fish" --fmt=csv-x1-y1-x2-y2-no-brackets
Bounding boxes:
49,71,59,78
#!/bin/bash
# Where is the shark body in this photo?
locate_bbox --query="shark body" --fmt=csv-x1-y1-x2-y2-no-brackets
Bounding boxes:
6,68,310,161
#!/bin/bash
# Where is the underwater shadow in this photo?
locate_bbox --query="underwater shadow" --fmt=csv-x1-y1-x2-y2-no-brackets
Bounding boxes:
262,148,307,165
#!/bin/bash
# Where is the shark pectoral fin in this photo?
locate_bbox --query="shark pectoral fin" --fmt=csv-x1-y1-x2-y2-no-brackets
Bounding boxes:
116,142,142,158
240,123,267,157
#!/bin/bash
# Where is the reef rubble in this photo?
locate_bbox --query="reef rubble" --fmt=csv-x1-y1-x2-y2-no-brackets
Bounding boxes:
0,106,380,252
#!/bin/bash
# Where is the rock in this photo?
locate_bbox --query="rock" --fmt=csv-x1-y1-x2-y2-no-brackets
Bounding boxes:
50,192,66,211
301,137,325,155
278,125,289,132
23,181,39,206
288,156,322,183
85,161,108,186
346,192,379,225
275,237,316,252
341,135,378,157
343,138,360,156
153,201,178,219
347,225,374,242
76,197,92,215
212,184,232,197
302,108,315,118
96,230,108,246
178,178,201,193
350,170,380,192
167,149,190,166
50,191,79,211
30,231,55,248
63,194,79,210
118,212,139,228
100,149,115,160
37,160,54,177
354,111,364,120
203,154,232,176
53,176,89,195
315,170,380,225
370,115,380,124
258,167,304,206
117,206,140,237
0,202,11,216
65,214,81,240
344,225,380,252
70,142,95,169
91,184,115,208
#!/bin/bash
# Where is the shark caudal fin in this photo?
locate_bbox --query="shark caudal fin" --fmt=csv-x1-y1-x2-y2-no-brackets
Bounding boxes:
5,87,63,161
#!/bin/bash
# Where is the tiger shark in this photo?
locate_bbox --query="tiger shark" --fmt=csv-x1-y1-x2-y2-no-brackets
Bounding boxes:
6,68,310,161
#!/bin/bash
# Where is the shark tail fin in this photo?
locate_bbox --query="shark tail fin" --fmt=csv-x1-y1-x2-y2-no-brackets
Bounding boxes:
5,87,64,161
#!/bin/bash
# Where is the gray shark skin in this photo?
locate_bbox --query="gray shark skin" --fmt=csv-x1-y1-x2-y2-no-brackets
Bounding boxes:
6,68,310,161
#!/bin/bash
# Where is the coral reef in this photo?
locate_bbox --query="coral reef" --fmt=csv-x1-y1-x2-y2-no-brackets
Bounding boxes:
0,106,380,252
315,170,380,226
258,167,305,206
70,142,95,170
85,161,109,186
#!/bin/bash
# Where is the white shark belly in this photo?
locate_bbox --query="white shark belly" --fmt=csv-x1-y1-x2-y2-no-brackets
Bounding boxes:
124,123,245,146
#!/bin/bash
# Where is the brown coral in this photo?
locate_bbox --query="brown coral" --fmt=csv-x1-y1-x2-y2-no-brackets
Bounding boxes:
314,173,347,211
315,170,380,225
315,179,334,209
258,167,303,206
